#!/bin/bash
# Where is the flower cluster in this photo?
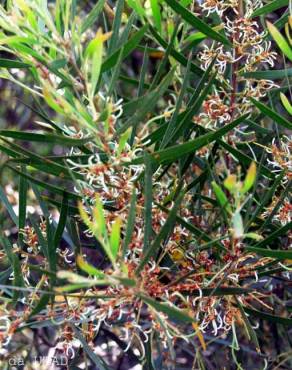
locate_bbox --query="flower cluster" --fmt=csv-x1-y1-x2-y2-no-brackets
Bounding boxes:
0,0,290,366
266,136,292,182
197,0,278,126
195,93,231,128
262,197,292,227
65,94,142,212
0,106,266,359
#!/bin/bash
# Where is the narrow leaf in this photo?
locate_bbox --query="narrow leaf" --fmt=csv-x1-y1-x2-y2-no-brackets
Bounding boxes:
280,92,292,115
0,186,18,226
138,294,196,324
164,0,231,45
267,21,292,61
122,189,137,258
242,162,256,194
110,217,122,261
76,255,105,278
71,325,111,370
0,58,31,68
244,307,292,327
131,114,248,165
143,152,153,253
136,192,184,274
212,181,231,213
251,98,292,130
81,0,106,34
101,25,149,73
252,0,288,18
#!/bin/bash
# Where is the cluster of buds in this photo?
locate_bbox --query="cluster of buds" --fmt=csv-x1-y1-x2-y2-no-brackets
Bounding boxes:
266,136,292,182
57,144,277,355
199,45,234,74
274,199,292,226
195,93,231,128
65,94,143,214
263,197,292,227
41,229,273,361
19,225,39,254
0,310,25,348
0,0,290,365
19,218,46,250
197,0,279,127
200,0,249,17
53,325,80,359
195,297,241,335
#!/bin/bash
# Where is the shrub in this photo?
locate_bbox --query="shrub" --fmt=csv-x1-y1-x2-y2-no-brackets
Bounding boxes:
0,0,291,369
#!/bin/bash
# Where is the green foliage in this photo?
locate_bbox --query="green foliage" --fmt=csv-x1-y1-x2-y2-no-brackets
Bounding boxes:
0,0,291,369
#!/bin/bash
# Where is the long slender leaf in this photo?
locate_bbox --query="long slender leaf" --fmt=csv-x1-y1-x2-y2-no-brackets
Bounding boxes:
251,98,292,130
7,165,80,201
236,297,260,353
251,221,292,249
122,189,137,258
149,25,204,76
246,245,292,260
244,307,292,327
117,67,175,135
108,0,124,54
71,325,110,369
164,0,231,45
1,237,24,304
160,55,192,148
0,130,92,146
81,0,106,33
267,21,292,61
242,68,292,80
138,294,196,324
136,191,184,274
54,193,69,249
131,114,248,165
101,25,149,73
0,186,18,225
18,166,27,244
251,0,288,18
143,152,153,253
0,58,31,68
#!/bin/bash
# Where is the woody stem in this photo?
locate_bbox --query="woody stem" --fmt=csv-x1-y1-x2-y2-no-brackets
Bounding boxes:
230,0,244,119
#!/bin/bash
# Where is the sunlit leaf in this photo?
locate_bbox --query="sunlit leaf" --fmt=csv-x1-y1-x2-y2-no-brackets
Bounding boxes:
267,20,292,61
242,162,256,194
